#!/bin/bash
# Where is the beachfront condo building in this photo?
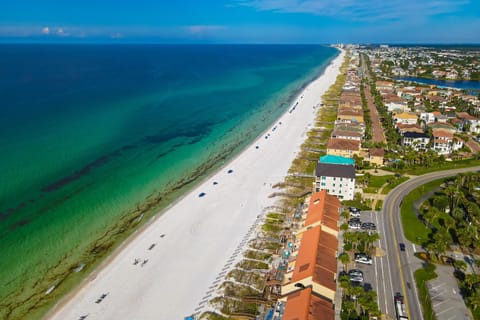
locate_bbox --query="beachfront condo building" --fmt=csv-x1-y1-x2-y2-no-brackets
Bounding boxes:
314,162,356,200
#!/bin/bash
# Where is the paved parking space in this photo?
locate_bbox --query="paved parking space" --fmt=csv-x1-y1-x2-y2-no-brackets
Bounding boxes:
428,265,471,320
343,210,393,316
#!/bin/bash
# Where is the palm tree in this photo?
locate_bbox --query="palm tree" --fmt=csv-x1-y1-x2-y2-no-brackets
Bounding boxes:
467,291,480,314
457,223,478,250
453,259,467,273
338,252,350,271
444,184,460,213
358,290,380,317
365,232,380,253
464,274,480,291
451,206,465,221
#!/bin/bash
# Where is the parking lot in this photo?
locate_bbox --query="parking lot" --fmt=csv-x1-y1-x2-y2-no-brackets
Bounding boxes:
342,208,394,317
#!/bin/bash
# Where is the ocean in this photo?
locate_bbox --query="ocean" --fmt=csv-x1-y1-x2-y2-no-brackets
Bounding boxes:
0,44,337,319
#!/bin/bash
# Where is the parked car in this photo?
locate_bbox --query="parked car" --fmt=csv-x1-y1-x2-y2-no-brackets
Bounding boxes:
349,218,361,223
361,222,376,230
349,269,363,277
350,211,361,217
350,275,364,282
348,270,364,282
348,223,361,230
355,253,373,265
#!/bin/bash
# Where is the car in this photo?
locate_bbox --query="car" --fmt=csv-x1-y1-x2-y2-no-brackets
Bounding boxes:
348,223,361,230
350,275,364,282
349,206,359,212
355,255,373,265
198,192,206,198
227,169,234,174
350,280,363,287
361,222,376,230
348,269,363,277
349,218,361,223
399,243,406,251
350,211,361,217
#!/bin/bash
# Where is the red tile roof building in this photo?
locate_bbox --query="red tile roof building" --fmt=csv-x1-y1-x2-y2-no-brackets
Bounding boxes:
282,190,340,320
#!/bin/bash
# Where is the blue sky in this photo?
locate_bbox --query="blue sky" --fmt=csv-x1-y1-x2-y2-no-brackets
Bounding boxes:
0,0,479,43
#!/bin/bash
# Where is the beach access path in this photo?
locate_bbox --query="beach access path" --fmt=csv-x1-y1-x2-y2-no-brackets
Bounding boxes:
48,49,345,320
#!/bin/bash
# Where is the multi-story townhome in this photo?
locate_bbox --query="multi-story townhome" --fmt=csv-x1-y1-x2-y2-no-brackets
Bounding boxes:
419,112,436,124
326,138,361,158
457,112,480,134
282,190,340,320
367,148,384,166
432,128,453,155
402,132,430,151
331,129,362,141
392,111,418,126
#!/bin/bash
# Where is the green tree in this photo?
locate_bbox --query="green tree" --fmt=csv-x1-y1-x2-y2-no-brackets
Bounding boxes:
453,259,468,273
338,252,350,271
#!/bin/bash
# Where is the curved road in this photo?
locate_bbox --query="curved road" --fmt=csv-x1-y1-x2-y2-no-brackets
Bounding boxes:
382,166,480,319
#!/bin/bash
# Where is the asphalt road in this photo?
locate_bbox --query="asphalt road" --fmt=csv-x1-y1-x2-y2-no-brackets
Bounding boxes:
381,166,480,319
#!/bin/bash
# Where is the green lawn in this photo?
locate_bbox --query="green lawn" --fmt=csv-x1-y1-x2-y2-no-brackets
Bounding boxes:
403,158,480,175
364,187,379,193
400,179,446,245
382,177,410,194
342,199,371,211
369,175,394,188
414,263,438,320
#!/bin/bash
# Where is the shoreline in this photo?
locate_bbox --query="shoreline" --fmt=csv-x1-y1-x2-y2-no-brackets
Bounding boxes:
47,48,345,320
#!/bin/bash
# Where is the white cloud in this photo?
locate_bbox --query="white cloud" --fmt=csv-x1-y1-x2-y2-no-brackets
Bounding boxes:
237,0,470,21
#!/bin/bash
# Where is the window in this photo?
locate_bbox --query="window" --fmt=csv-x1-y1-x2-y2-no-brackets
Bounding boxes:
321,182,326,186
340,178,343,181
333,177,336,181
321,176,326,180
333,184,335,187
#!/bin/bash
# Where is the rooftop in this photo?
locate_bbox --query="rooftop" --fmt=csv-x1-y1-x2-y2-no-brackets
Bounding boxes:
369,148,385,157
283,287,335,320
319,155,355,166
332,129,363,138
326,138,360,152
403,132,429,139
305,190,340,230
315,163,356,179
291,226,338,285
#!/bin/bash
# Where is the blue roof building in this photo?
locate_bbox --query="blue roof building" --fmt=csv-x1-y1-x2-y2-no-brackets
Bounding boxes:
319,155,355,166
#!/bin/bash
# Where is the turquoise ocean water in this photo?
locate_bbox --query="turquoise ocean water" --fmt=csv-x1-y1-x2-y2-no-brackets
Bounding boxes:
0,44,337,319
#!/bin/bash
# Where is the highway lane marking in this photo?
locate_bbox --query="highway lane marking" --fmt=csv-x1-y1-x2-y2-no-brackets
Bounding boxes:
373,224,380,309
378,208,394,317
389,190,412,320
373,211,387,315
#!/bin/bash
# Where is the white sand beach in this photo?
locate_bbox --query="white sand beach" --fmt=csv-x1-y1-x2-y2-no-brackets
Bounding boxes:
48,49,345,320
